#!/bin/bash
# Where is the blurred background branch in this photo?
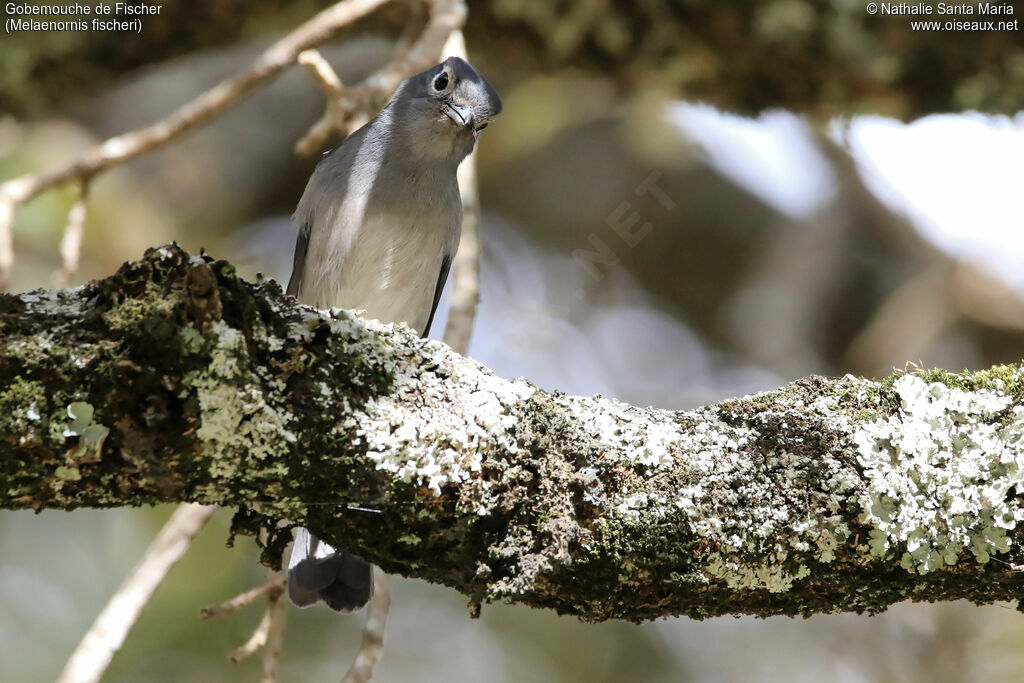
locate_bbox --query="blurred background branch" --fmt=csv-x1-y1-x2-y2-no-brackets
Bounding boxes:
0,0,472,288
441,27,480,355
3,1,1023,119
56,504,217,683
340,569,392,683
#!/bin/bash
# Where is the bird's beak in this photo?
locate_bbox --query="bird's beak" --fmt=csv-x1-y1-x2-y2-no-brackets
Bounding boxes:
442,102,473,128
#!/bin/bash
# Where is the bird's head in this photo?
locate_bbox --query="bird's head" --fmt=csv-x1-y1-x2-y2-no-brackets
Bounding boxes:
391,56,502,165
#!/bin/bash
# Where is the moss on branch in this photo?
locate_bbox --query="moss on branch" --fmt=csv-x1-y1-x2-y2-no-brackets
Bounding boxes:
2,245,1024,622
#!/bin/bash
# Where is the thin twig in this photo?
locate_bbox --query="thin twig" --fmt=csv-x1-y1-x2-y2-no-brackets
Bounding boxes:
295,49,348,156
57,504,217,683
0,0,396,289
294,0,467,155
55,179,90,288
206,556,286,673
441,28,480,356
340,569,392,683
363,0,465,104
261,572,289,683
201,573,287,619
228,569,288,665
228,603,273,663
300,48,346,98
210,540,289,677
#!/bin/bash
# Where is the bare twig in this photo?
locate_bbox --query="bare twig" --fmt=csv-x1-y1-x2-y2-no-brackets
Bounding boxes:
55,180,90,288
261,573,289,683
57,504,217,683
295,50,348,156
441,28,480,356
300,49,346,98
0,0,396,289
228,604,273,663
205,535,290,677
340,569,392,683
364,0,465,102
201,573,287,619
294,0,468,155
227,569,288,664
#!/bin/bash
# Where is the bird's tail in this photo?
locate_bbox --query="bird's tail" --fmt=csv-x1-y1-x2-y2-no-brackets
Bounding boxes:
287,527,374,612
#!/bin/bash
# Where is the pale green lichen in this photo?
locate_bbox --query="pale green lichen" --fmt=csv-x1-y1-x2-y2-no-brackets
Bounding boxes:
101,280,177,332
671,410,857,593
63,401,109,458
0,376,47,430
179,326,205,354
560,395,686,468
568,388,862,594
54,465,81,481
331,312,536,495
855,373,1024,573
184,321,296,477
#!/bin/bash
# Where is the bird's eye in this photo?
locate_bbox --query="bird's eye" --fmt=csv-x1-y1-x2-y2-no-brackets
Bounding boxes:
433,72,450,91
476,123,488,131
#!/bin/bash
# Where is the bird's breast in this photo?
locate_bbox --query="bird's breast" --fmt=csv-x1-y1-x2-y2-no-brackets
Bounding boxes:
322,209,457,335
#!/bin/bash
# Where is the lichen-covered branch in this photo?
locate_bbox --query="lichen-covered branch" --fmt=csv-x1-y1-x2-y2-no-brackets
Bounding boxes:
2,245,1024,623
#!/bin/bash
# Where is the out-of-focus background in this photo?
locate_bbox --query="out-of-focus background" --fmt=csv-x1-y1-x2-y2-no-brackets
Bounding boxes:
3,1,1024,681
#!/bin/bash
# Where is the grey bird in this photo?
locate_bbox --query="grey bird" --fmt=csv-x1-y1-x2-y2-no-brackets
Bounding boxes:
285,56,502,612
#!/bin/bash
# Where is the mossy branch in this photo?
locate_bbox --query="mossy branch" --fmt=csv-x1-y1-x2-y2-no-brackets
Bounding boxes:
3,245,1024,622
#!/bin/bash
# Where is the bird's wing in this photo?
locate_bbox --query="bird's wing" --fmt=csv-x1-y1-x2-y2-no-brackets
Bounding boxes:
286,221,311,297
422,252,452,337
286,129,369,303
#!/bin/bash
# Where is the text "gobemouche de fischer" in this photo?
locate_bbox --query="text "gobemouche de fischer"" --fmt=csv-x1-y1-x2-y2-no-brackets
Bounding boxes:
4,3,160,15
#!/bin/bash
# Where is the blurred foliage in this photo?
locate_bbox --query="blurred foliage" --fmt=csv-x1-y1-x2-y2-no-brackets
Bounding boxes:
3,0,1024,118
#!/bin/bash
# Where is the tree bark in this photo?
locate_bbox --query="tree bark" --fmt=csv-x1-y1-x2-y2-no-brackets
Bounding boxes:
2,245,1024,622
3,0,1023,118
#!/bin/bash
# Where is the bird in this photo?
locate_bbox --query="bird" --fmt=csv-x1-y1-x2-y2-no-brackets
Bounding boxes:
285,56,502,612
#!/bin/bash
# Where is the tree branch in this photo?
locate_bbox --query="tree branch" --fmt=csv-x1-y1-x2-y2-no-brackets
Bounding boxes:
201,574,287,619
341,568,392,683
56,503,217,683
3,245,1024,623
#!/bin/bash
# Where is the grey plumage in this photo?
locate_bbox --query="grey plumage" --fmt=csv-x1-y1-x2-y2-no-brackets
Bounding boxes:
286,56,501,612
